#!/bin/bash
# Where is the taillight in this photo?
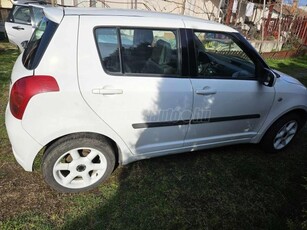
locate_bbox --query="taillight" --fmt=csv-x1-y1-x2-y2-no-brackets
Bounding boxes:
10,75,59,120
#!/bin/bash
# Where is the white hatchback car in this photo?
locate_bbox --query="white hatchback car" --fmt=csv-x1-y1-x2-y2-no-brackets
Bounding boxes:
5,0,47,50
5,7,307,193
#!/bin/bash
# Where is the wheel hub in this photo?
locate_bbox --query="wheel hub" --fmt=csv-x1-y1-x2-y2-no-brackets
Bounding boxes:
273,120,298,150
76,164,86,172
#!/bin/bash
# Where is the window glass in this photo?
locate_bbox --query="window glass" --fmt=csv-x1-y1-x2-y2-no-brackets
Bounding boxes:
121,29,178,74
23,17,58,69
95,28,179,75
95,28,120,73
194,31,255,79
11,6,31,24
32,7,44,27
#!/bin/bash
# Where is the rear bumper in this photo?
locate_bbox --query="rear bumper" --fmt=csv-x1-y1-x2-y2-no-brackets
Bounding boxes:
5,104,43,171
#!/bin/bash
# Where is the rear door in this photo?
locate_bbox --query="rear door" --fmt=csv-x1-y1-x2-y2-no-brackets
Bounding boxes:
77,16,193,155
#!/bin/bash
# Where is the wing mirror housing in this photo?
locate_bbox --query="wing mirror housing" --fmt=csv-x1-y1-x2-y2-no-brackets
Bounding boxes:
260,68,277,87
21,40,28,49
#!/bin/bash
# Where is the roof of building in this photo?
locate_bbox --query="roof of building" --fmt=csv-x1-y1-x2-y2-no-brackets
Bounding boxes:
273,4,307,17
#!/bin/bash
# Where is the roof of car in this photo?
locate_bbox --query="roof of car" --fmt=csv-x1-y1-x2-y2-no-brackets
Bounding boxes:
44,7,237,33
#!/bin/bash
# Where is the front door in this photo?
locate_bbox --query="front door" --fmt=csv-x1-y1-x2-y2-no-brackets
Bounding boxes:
184,31,275,147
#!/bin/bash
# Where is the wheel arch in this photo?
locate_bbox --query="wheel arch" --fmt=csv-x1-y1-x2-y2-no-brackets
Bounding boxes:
260,108,307,142
34,132,122,171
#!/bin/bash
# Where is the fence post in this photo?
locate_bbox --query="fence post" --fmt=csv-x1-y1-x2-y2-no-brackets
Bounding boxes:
264,1,275,38
302,17,307,45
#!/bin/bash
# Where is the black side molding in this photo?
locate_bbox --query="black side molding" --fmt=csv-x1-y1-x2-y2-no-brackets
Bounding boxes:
132,114,260,129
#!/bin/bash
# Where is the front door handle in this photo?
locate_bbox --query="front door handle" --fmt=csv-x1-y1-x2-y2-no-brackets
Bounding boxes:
92,88,123,95
196,86,217,96
12,26,24,30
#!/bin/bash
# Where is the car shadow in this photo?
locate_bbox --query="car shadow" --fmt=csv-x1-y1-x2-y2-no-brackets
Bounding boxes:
61,133,307,229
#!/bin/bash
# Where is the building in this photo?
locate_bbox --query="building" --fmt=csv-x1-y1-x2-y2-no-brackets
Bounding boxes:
0,0,12,8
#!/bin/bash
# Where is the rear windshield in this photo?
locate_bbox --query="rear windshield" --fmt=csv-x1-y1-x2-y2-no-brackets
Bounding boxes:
22,17,58,70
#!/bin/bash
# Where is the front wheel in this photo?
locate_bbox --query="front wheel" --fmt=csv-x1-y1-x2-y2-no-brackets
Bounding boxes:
261,113,303,153
42,136,115,193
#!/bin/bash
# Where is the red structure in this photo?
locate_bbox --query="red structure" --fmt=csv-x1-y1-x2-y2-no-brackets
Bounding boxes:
263,16,307,45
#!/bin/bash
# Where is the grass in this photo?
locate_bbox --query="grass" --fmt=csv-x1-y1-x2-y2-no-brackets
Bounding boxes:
0,41,306,229
266,56,307,85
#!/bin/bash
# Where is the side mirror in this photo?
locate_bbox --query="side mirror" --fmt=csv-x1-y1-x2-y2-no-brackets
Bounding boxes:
261,68,276,87
21,40,28,49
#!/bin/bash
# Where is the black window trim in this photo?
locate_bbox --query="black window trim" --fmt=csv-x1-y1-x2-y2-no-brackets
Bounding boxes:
179,28,190,77
117,26,124,73
187,29,268,80
94,26,187,79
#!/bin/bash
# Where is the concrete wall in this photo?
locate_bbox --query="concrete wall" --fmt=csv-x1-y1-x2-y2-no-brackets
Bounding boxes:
250,40,283,53
58,0,223,21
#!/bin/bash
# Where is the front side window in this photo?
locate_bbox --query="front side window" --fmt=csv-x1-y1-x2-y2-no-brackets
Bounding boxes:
95,27,179,76
194,31,256,79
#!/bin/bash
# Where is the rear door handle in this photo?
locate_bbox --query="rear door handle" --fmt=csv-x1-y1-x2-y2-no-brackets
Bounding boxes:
196,87,217,96
12,26,24,30
92,88,123,95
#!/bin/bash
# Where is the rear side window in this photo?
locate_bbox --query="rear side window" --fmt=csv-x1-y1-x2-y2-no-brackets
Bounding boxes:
23,17,58,70
95,27,179,76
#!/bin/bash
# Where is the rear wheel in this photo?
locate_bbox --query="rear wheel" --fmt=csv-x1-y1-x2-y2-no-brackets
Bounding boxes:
261,113,304,153
42,135,115,193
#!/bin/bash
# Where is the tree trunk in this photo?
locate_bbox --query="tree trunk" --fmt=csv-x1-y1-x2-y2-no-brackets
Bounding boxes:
284,14,297,44
181,0,187,15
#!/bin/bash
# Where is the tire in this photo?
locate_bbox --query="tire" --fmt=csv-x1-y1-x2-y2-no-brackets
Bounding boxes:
42,135,115,193
261,113,303,153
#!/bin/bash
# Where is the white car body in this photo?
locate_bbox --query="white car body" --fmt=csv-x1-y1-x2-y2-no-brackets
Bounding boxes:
5,7,307,192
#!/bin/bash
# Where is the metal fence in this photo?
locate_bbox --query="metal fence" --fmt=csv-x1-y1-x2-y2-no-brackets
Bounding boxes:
262,16,307,45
